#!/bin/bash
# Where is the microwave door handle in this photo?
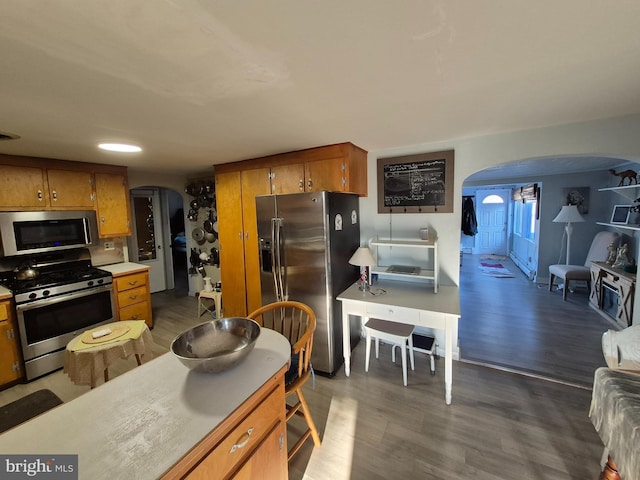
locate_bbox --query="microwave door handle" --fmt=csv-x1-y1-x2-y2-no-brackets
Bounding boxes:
83,217,91,244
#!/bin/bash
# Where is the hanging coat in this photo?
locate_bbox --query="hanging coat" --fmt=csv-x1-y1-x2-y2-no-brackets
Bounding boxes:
461,196,478,236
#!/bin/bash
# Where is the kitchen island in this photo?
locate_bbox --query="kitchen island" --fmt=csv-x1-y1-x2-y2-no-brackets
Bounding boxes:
0,329,291,479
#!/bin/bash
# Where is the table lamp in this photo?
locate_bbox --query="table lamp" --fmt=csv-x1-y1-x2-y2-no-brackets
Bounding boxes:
553,205,585,264
348,247,376,291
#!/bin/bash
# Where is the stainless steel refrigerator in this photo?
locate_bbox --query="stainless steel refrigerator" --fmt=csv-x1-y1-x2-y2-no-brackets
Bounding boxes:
256,191,362,375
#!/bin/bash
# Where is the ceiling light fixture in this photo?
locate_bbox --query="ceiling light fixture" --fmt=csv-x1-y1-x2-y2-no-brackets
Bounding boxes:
98,143,142,153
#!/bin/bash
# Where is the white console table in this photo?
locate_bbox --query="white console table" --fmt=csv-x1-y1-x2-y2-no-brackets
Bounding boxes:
337,279,460,404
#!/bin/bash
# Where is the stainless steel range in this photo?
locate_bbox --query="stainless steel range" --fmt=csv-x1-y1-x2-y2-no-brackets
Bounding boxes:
0,249,115,380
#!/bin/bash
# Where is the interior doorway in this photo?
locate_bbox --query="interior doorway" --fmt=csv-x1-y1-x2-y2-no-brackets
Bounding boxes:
129,187,188,294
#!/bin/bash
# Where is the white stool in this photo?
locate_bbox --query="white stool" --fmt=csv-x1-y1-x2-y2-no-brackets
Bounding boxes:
364,318,415,386
197,290,222,319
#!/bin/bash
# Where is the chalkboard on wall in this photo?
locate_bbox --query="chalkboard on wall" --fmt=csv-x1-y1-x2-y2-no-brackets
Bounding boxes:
377,149,454,213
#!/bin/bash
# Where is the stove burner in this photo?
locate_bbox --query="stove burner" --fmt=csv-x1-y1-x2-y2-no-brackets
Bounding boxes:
2,259,113,304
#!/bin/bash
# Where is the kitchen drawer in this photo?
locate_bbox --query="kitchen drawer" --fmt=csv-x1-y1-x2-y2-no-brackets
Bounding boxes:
119,301,150,322
365,304,419,324
186,384,285,480
117,286,148,308
115,272,147,292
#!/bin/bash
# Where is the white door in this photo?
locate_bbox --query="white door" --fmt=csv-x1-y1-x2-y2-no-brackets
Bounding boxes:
473,189,509,256
130,188,167,293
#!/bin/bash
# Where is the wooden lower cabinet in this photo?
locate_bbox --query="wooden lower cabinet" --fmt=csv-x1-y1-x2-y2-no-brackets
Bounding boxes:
0,300,23,387
112,270,153,328
162,370,288,480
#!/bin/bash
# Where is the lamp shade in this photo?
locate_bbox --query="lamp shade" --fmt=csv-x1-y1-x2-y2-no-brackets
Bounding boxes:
553,205,585,223
348,247,376,267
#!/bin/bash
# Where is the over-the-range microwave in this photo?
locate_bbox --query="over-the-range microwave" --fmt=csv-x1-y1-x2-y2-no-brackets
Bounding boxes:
0,210,99,257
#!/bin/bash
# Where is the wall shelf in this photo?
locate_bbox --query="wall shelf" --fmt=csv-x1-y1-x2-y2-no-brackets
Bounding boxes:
596,222,640,232
598,184,640,201
598,185,640,231
368,236,438,292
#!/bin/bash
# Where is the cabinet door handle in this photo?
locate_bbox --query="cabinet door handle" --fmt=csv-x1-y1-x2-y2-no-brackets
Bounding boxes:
37,189,43,202
52,190,58,201
229,427,254,453
307,178,313,190
128,295,139,300
299,179,304,191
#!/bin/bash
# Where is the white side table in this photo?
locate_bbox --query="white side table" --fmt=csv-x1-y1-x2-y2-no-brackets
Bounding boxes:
197,290,222,319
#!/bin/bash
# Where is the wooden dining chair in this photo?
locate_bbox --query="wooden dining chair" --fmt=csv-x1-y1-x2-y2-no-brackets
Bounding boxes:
248,301,322,461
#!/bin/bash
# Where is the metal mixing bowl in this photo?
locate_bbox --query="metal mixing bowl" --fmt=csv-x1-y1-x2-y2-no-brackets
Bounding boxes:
171,318,261,373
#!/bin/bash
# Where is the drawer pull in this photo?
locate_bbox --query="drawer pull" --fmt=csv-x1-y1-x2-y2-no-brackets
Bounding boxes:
128,280,139,286
128,295,139,300
229,427,254,453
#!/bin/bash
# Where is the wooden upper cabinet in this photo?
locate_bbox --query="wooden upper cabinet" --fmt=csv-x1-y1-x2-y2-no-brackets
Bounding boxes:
214,142,368,196
46,169,95,208
270,163,305,194
0,156,131,235
0,165,48,208
305,156,346,192
94,172,131,237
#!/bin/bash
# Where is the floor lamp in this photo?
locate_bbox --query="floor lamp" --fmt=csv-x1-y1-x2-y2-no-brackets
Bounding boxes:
553,205,585,264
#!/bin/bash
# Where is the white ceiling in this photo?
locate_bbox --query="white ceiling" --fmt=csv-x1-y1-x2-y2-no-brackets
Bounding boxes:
1,1,640,176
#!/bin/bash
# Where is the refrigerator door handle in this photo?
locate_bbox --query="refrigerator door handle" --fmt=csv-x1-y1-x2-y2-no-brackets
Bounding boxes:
271,217,287,301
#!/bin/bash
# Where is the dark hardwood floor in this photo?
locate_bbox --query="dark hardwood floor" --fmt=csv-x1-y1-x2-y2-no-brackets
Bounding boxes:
0,280,607,479
459,253,614,388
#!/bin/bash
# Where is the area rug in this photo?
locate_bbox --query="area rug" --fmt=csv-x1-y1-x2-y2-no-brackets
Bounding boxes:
479,262,514,278
480,254,508,261
0,389,63,433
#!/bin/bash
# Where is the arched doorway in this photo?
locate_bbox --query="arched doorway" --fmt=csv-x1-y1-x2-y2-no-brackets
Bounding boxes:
458,155,640,386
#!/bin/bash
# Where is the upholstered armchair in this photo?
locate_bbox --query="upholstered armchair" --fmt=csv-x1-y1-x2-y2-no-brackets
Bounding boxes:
548,231,619,300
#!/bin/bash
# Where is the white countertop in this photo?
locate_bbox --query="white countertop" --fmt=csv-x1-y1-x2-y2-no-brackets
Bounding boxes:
0,329,290,479
98,262,149,276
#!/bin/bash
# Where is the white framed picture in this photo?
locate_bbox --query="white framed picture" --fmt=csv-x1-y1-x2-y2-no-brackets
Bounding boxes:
610,205,631,224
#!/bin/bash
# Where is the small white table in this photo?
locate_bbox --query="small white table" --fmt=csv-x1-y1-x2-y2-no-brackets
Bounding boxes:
337,279,460,404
